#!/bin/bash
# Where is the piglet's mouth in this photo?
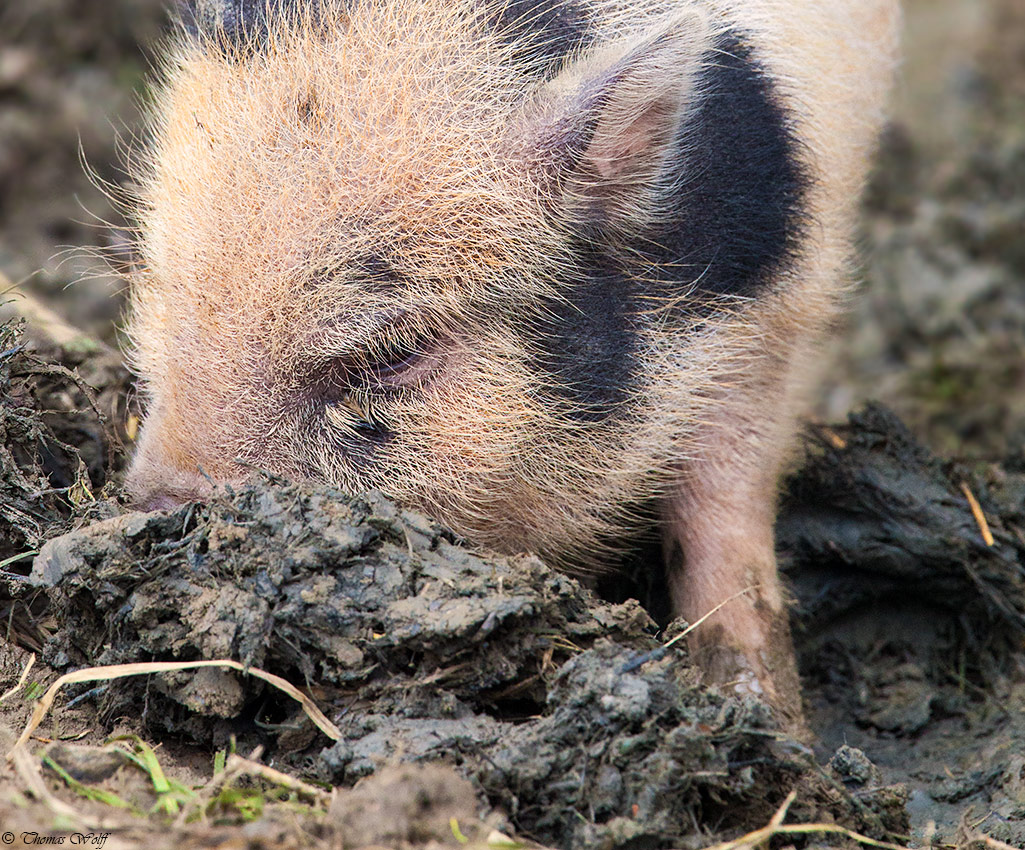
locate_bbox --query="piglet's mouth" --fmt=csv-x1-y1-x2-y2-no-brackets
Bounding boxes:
136,492,183,512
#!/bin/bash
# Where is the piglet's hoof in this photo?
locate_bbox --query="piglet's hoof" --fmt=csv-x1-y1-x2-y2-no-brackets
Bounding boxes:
690,640,809,739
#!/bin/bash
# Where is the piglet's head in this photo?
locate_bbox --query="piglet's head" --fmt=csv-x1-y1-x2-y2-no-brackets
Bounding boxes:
125,0,735,560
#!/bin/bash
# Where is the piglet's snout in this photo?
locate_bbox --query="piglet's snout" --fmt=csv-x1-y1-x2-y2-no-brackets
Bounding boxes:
134,490,186,512
128,464,218,511
126,436,223,512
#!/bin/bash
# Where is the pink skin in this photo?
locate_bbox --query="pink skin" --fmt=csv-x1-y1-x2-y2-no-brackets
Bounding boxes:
663,417,804,727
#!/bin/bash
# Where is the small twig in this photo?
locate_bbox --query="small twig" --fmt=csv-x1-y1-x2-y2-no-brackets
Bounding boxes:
970,809,997,830
961,482,995,547
619,586,758,674
173,751,247,827
704,822,909,850
174,749,327,826
682,789,913,850
973,836,1018,850
767,790,796,829
821,427,848,450
666,585,759,650
225,753,330,802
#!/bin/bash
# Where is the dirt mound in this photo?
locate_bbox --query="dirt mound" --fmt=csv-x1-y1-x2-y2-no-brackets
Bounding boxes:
782,405,1025,648
0,315,917,847
0,310,130,662
20,472,906,849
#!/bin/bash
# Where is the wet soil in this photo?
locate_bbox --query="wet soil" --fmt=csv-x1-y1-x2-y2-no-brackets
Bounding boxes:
1,0,1025,847
20,474,909,849
783,408,1025,847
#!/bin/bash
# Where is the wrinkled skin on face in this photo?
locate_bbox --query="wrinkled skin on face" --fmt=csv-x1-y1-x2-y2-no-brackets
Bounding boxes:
126,0,900,726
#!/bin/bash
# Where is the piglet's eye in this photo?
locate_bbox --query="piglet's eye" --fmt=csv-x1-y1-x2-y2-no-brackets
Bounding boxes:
314,312,446,414
317,324,444,437
317,315,444,395
363,331,432,386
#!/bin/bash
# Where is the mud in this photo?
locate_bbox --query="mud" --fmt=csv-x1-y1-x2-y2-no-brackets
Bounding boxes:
0,310,131,661
19,473,909,848
782,405,1025,642
1,0,1025,847
780,407,1025,847
0,319,1015,848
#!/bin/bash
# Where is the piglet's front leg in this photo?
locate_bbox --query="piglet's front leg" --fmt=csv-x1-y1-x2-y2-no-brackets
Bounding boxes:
662,426,804,730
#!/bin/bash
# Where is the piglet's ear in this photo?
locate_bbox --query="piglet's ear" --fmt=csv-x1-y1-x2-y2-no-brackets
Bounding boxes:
519,11,709,232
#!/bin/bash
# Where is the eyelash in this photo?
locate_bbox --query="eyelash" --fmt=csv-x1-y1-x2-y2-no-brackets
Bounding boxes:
317,322,440,430
359,328,434,388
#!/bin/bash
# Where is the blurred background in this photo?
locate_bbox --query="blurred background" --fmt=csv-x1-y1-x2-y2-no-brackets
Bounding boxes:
0,0,1022,460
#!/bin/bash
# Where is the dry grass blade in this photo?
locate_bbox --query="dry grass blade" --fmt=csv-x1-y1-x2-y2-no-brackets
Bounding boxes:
972,837,1018,850
0,652,36,704
767,790,796,828
696,791,909,850
224,753,330,802
6,659,343,758
663,585,758,650
619,585,761,675
698,820,910,850
820,425,849,450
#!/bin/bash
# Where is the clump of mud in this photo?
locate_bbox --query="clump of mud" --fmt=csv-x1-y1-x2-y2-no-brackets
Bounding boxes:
779,405,1025,847
782,404,1025,738
0,316,129,681
25,478,908,849
0,317,128,562
783,405,1025,647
